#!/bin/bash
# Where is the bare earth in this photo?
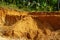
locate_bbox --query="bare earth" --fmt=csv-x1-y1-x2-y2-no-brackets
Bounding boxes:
0,7,60,40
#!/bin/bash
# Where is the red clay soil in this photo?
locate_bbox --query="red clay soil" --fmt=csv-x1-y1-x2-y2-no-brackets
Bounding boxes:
29,12,60,30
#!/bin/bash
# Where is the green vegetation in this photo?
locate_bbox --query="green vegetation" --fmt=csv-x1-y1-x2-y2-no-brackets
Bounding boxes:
0,0,58,11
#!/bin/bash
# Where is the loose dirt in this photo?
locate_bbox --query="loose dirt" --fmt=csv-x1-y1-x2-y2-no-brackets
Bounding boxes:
0,7,60,40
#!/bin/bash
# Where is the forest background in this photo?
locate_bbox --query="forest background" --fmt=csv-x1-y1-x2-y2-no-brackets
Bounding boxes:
0,0,58,12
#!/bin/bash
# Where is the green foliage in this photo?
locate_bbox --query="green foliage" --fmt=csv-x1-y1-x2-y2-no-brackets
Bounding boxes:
0,0,58,11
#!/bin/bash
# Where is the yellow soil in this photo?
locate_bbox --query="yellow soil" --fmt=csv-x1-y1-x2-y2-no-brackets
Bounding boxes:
0,7,60,40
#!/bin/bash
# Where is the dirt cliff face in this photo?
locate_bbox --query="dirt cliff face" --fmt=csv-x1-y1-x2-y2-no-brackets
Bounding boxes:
29,12,60,30
0,7,29,26
0,7,60,40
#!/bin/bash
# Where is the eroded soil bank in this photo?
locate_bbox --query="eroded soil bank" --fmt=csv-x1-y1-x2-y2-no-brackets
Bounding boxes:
0,8,60,40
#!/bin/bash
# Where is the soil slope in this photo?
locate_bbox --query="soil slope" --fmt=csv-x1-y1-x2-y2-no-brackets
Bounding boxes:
0,7,60,40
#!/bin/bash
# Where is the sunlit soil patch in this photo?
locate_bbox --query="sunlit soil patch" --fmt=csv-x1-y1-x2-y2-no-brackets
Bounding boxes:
0,7,60,40
0,15,60,40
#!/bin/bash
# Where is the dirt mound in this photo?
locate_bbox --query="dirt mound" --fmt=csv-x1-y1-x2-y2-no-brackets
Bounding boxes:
1,16,60,40
0,7,60,40
1,16,53,39
12,16,38,39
